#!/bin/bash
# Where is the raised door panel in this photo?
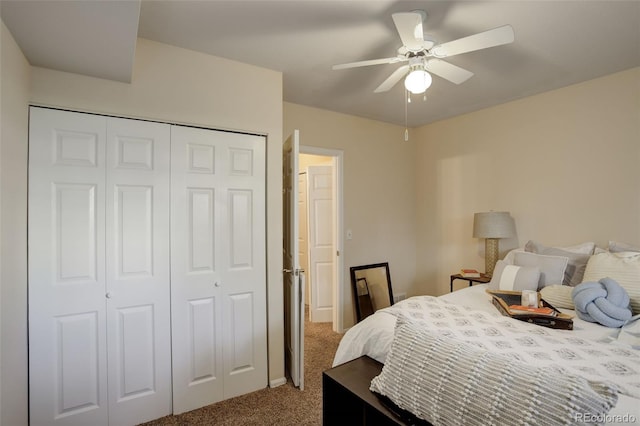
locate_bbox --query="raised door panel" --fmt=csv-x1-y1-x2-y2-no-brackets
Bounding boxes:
226,293,255,374
228,189,254,269
170,126,224,414
115,185,153,278
314,263,334,308
106,117,172,426
55,183,99,283
54,312,101,419
114,305,156,401
188,297,219,385
189,188,216,272
28,107,108,426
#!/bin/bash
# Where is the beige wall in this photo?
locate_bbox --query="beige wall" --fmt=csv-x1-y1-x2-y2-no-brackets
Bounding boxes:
284,103,417,327
414,67,640,296
0,20,31,426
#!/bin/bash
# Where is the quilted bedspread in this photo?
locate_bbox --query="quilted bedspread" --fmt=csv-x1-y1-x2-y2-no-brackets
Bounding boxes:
381,296,640,399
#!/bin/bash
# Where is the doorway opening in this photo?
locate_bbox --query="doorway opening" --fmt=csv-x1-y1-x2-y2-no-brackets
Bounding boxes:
299,146,343,333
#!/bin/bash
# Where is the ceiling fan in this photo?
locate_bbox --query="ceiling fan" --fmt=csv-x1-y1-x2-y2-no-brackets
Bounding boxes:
333,10,515,94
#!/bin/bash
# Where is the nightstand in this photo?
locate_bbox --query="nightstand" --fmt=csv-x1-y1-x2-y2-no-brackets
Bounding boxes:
450,274,491,292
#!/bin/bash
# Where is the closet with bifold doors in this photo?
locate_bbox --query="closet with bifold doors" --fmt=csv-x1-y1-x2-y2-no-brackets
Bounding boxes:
28,107,267,426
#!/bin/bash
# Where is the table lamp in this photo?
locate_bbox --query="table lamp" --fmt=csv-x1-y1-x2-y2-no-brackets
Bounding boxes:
473,211,515,276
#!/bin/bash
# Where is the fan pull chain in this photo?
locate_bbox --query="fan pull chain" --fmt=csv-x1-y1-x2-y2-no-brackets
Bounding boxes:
404,90,409,141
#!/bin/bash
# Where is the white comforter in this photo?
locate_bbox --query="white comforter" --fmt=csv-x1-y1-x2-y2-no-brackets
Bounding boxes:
333,285,640,424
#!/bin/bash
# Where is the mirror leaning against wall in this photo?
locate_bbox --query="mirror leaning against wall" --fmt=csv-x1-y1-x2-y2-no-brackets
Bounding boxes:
350,262,394,322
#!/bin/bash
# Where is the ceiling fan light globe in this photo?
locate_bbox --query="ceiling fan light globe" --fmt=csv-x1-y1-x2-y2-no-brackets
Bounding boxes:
404,69,432,94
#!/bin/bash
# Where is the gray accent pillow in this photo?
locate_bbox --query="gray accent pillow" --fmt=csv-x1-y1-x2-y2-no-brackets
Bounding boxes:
488,260,539,292
525,240,591,286
513,251,568,289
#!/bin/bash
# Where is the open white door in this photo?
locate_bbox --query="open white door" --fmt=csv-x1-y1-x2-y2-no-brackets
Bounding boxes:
307,164,335,323
283,130,305,390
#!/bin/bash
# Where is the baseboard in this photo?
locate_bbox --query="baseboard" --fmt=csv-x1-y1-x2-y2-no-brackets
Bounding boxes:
269,377,287,388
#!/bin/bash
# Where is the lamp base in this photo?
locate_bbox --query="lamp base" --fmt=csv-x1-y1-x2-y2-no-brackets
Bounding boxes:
485,238,500,277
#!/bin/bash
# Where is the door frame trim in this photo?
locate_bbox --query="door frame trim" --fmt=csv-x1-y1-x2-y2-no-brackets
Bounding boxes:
299,145,344,333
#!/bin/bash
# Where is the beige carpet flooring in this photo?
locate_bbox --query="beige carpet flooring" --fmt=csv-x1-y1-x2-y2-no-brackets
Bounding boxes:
141,311,343,425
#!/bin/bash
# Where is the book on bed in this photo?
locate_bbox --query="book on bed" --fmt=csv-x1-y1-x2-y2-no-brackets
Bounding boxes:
487,289,574,330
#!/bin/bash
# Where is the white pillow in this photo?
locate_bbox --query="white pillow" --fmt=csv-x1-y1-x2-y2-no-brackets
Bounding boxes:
562,241,596,255
583,252,640,315
489,260,539,292
513,251,568,289
608,241,640,253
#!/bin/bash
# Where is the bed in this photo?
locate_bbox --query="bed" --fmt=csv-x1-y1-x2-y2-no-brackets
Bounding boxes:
333,284,640,425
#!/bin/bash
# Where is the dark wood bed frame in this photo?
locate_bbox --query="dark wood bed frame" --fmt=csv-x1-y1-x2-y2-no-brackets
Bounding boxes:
322,356,431,425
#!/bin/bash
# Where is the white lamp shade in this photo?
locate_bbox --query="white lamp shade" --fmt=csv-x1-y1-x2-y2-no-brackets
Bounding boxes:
404,69,432,94
473,211,515,239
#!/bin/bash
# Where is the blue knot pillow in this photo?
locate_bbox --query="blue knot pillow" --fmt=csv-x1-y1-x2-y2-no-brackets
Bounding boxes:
572,277,632,328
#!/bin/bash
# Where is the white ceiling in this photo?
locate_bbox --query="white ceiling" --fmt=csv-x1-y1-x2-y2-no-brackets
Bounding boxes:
2,0,639,127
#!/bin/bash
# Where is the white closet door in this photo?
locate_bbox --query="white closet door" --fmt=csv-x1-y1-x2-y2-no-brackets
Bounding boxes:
220,130,267,400
29,108,172,426
170,126,267,414
105,117,172,425
28,108,109,426
169,126,224,414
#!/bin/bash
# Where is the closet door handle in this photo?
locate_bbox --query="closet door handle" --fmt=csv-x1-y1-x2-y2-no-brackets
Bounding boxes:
214,282,220,287
106,292,112,299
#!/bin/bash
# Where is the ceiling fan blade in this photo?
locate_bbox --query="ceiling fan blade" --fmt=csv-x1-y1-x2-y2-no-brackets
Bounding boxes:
332,57,406,70
426,59,474,84
432,25,514,58
374,65,409,93
392,12,425,52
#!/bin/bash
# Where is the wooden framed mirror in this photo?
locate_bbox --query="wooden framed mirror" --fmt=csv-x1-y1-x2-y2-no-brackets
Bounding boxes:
350,262,394,322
